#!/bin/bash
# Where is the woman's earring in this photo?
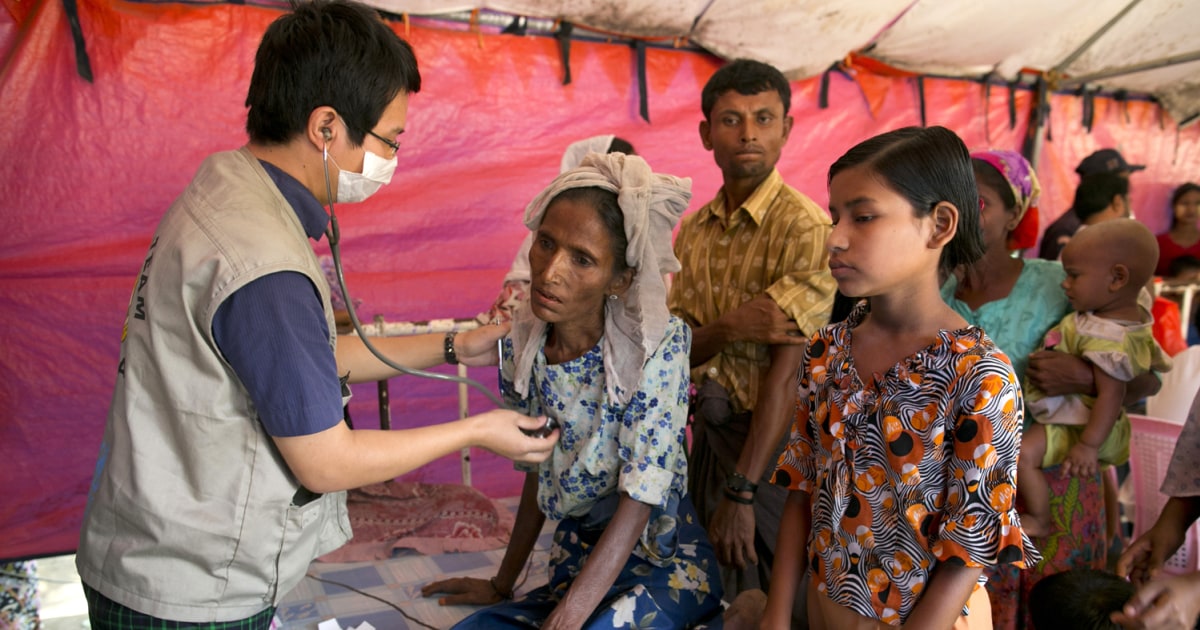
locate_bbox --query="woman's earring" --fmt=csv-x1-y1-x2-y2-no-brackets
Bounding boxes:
608,294,618,301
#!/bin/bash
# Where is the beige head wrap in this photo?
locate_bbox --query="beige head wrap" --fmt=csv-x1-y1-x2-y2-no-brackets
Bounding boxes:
509,152,691,405
560,135,615,173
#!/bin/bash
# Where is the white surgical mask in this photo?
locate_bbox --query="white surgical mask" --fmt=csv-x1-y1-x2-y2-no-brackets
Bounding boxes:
331,149,396,203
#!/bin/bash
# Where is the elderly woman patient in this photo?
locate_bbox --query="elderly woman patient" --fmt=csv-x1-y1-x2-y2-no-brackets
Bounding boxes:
423,153,724,628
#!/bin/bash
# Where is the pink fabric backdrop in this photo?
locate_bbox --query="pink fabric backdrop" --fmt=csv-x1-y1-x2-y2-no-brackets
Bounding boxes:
2,0,1198,560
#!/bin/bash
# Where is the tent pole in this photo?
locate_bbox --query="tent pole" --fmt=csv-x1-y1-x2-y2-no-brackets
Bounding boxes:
688,0,718,34
1052,0,1142,74
1062,50,1200,86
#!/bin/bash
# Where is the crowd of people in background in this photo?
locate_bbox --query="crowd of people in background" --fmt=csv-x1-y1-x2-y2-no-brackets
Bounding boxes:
446,69,1200,628
449,55,1195,629
8,1,1190,628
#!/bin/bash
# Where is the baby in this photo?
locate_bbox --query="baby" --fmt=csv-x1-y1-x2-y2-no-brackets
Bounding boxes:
1019,219,1172,536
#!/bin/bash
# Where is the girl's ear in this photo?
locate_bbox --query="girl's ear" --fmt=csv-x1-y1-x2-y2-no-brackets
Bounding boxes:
1109,263,1130,291
928,202,959,250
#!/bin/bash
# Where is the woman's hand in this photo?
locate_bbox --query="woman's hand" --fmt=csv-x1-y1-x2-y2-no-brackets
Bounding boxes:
471,410,559,464
1111,572,1200,629
1025,350,1094,397
1117,511,1189,586
421,576,505,606
456,321,512,367
541,599,592,630
542,496,651,630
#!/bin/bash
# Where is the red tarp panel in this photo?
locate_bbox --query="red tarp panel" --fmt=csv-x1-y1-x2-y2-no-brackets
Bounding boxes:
2,0,1198,560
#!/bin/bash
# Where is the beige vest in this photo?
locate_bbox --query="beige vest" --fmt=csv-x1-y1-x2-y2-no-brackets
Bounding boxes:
77,148,350,622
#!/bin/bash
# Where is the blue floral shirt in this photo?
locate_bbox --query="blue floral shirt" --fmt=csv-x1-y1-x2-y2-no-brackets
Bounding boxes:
500,315,692,562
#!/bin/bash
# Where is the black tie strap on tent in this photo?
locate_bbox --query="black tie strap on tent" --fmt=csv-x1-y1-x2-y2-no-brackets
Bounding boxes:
1081,85,1097,132
555,20,573,86
632,39,648,122
915,75,926,127
61,0,92,82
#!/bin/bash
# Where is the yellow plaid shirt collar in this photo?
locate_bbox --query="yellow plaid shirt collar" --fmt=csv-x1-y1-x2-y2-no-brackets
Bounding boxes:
697,169,785,229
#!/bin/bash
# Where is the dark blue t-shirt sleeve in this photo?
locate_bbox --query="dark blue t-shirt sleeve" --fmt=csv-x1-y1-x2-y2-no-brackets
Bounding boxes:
212,271,344,438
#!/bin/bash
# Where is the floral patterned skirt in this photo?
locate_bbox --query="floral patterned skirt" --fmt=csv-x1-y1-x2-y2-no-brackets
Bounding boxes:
1,561,40,630
453,497,723,629
985,466,1108,630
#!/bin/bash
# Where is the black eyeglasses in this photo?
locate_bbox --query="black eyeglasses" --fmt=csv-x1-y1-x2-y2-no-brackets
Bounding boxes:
366,129,400,156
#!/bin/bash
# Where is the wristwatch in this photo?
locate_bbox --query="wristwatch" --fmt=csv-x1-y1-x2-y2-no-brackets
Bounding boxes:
725,470,758,495
443,331,459,365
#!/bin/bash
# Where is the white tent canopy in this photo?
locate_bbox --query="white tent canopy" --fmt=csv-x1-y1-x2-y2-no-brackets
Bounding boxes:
366,0,1200,125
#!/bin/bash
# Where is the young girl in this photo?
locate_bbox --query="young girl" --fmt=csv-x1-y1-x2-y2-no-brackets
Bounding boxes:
763,127,1039,629
1019,219,1171,536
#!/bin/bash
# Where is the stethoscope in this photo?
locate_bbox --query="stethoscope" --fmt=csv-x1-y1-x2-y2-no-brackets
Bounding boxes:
320,138,507,409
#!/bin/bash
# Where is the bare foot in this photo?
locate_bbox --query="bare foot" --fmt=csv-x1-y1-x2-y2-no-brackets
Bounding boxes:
1021,513,1050,538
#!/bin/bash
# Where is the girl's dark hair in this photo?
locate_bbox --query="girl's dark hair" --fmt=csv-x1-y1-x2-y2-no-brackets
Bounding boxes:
828,126,984,275
1170,181,1200,228
829,291,857,324
246,0,421,146
547,187,629,274
972,159,1017,213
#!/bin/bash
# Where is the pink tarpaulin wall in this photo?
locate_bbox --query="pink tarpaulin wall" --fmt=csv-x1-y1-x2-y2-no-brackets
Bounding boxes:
2,0,1198,560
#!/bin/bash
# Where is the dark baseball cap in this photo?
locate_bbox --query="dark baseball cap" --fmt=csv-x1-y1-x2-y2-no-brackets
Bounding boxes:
1075,149,1146,176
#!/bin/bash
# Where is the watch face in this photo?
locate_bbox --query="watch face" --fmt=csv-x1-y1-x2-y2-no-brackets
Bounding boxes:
726,471,756,491
444,332,458,364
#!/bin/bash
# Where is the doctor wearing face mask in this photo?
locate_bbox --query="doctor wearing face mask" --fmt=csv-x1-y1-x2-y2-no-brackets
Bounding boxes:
75,2,557,628
326,115,398,203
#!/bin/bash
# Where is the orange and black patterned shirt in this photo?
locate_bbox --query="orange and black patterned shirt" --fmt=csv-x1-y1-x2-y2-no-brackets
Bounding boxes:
773,302,1040,625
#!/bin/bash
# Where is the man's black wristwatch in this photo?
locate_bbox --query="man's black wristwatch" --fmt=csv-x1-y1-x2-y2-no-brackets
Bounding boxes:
725,470,758,494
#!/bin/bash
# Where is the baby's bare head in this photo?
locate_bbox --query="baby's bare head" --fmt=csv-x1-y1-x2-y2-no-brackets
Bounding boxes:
1062,219,1158,290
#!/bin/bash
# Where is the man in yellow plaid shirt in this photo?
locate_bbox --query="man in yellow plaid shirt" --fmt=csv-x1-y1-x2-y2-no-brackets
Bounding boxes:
668,59,837,610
